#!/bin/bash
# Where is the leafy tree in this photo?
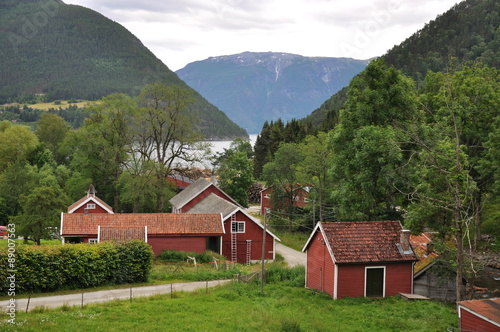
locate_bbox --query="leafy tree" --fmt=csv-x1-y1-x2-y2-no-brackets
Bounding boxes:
64,93,136,209
263,142,303,230
0,121,39,171
13,186,69,245
403,65,500,301
296,132,333,222
35,113,70,163
134,83,202,211
329,59,419,221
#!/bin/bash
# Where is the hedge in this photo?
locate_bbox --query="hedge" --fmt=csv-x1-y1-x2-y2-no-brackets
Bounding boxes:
0,240,153,295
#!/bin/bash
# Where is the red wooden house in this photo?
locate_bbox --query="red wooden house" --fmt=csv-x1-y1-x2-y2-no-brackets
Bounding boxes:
187,193,279,264
170,178,240,213
260,185,310,215
170,179,280,264
302,221,417,299
457,298,500,332
60,186,225,255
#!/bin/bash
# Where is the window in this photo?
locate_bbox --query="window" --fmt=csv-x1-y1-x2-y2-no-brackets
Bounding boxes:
88,238,98,244
231,221,245,233
86,203,96,209
265,194,271,199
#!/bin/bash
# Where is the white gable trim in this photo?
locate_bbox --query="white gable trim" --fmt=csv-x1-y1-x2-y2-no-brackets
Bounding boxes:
68,197,114,214
458,304,500,328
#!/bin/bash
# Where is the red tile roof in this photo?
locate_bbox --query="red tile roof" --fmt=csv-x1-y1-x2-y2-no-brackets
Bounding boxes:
321,221,417,263
458,298,500,325
100,227,146,242
61,213,224,236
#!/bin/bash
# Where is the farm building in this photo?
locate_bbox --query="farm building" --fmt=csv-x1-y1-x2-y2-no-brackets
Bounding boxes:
302,221,418,299
170,178,240,213
260,185,310,215
60,186,224,255
187,193,279,264
411,232,466,302
170,179,280,264
457,298,500,332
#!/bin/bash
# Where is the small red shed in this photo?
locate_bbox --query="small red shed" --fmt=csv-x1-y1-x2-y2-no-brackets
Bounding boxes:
187,193,280,264
302,221,417,299
457,298,500,332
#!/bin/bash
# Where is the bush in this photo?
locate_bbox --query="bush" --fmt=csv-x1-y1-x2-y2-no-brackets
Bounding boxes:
266,265,305,287
157,250,219,264
0,240,153,295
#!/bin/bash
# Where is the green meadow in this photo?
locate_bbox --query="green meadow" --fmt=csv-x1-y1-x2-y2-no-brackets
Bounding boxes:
1,282,457,331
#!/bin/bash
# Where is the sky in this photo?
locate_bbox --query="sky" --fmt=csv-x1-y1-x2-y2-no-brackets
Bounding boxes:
64,0,461,71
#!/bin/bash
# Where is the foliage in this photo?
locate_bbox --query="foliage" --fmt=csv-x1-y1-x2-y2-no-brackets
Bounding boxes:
265,265,305,287
0,241,153,295
13,186,67,245
0,121,39,171
35,113,70,163
215,138,255,207
329,59,419,221
156,250,219,264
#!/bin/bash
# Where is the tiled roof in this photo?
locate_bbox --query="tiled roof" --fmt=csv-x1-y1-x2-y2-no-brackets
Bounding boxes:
321,221,417,264
100,227,146,242
187,193,237,218
61,213,224,236
67,195,114,213
458,298,500,325
169,178,212,208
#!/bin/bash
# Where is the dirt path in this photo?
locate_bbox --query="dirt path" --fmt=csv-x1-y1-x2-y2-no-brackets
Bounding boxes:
1,279,232,313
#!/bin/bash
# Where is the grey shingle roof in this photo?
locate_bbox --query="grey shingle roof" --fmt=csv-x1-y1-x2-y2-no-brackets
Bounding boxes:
186,193,237,219
169,178,212,209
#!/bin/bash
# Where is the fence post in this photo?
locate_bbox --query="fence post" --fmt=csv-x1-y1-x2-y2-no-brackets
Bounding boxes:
81,292,84,308
130,287,132,303
26,294,31,313
170,283,173,298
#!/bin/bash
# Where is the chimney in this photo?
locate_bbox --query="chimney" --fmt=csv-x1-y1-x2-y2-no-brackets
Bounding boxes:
400,229,411,252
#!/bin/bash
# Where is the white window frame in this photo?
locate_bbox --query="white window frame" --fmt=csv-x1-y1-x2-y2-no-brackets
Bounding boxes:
86,203,96,209
88,238,98,244
364,266,386,298
231,221,245,233
265,193,271,199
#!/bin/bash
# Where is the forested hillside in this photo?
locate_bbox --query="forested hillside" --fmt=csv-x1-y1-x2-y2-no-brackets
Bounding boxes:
0,0,247,139
306,0,500,127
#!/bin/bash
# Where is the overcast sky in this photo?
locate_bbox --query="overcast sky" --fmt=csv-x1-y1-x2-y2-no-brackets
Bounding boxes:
64,0,461,71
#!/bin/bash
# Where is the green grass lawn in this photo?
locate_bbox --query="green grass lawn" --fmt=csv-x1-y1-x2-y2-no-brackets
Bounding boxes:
0,282,458,331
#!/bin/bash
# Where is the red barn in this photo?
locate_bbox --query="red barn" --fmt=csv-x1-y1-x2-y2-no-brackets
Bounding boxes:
260,185,310,215
302,221,417,299
457,298,500,332
170,178,240,213
60,185,224,255
60,213,224,255
187,193,279,264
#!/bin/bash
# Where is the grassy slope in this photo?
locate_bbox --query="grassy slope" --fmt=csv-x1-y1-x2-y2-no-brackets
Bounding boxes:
0,283,457,331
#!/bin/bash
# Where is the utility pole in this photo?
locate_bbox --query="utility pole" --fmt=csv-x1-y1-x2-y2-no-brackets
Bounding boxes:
260,212,267,294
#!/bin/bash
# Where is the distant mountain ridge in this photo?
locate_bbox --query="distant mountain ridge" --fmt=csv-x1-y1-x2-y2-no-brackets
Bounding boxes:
0,0,247,139
177,52,369,133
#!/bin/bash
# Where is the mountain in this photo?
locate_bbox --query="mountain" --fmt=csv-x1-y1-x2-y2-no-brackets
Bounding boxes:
306,0,500,127
176,52,369,133
0,0,247,139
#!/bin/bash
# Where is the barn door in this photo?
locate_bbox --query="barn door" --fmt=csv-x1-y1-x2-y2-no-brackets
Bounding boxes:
365,267,385,297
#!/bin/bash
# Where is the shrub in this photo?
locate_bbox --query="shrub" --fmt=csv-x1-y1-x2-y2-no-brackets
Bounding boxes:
0,240,153,295
157,250,220,264
266,265,305,287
